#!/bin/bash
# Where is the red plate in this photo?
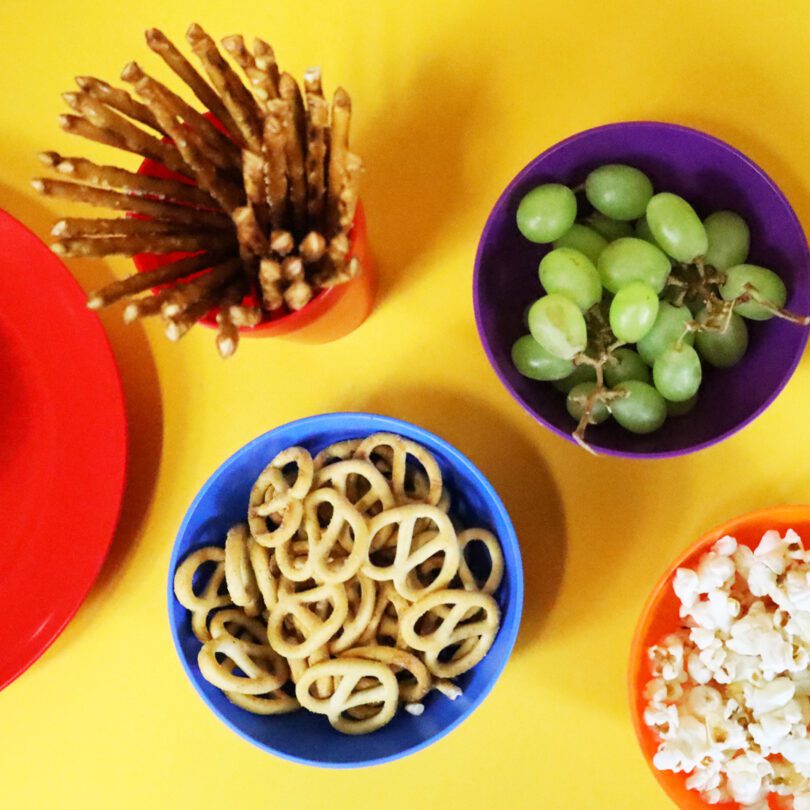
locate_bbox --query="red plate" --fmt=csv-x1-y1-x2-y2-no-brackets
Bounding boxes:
0,210,127,691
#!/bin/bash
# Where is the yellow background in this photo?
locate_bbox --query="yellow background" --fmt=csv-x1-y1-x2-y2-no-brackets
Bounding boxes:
2,1,810,807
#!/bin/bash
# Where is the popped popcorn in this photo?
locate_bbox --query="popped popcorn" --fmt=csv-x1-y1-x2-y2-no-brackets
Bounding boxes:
644,530,810,809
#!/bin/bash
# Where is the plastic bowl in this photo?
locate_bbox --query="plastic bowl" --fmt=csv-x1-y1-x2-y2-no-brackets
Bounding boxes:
474,122,810,458
629,504,810,809
134,157,377,344
167,412,523,768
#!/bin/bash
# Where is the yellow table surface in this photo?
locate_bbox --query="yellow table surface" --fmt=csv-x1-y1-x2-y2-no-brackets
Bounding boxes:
3,1,810,807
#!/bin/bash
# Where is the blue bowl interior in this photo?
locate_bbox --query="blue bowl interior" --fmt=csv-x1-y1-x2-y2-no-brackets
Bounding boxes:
168,413,523,768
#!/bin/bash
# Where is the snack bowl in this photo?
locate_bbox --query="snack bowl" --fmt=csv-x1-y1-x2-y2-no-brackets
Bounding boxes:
134,156,376,345
474,122,810,458
168,412,523,767
629,504,810,808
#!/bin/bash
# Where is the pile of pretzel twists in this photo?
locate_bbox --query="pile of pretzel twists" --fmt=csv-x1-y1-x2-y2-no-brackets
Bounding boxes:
32,24,362,357
173,433,504,735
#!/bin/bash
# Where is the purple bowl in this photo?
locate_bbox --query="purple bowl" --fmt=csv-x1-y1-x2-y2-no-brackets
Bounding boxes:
474,122,810,458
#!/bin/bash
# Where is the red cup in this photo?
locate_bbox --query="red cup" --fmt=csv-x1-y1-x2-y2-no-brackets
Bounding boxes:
629,504,810,810
133,157,376,344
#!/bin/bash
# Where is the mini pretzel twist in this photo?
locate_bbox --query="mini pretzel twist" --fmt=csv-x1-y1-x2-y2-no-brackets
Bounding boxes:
363,505,460,601
173,546,231,641
339,645,431,703
198,634,290,695
357,433,443,506
400,589,500,679
312,439,362,470
267,582,349,659
295,659,399,735
313,458,395,518
329,574,377,654
457,528,505,595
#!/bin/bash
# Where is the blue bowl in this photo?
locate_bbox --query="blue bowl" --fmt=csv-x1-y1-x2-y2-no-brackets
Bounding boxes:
167,412,524,768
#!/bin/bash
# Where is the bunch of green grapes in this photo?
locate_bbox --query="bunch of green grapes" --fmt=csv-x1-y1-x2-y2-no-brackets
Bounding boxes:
512,164,808,450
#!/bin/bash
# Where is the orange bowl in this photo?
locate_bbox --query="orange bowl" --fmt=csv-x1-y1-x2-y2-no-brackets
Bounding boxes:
629,504,810,810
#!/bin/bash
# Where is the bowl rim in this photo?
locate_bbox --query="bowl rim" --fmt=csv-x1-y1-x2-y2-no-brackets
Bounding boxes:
473,120,810,459
627,503,810,807
166,411,524,768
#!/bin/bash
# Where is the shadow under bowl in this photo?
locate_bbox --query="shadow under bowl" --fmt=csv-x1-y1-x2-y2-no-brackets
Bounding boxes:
167,412,523,768
474,121,810,458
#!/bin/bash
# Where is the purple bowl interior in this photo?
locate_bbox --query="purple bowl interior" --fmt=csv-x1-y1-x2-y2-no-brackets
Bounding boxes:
474,122,810,457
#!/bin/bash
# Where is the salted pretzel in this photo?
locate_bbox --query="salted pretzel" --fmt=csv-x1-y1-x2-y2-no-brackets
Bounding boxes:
356,432,443,506
247,447,313,546
295,659,398,734
329,573,377,653
363,505,460,601
173,546,231,641
224,523,261,616
267,582,348,659
312,439,362,470
458,528,504,595
275,488,369,584
338,645,430,703
198,633,289,695
312,458,395,518
400,589,500,678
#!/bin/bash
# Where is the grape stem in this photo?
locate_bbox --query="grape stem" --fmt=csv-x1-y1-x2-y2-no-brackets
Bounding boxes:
738,284,810,326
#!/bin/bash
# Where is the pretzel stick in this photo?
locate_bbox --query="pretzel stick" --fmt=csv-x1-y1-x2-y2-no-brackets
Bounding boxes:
278,73,307,236
86,250,231,309
121,64,239,170
145,27,240,143
51,231,234,257
327,87,351,236
221,35,277,106
38,152,217,208
304,87,329,232
62,91,189,176
258,258,284,311
233,205,268,256
123,63,245,214
122,287,175,323
241,150,270,232
59,113,138,154
186,24,263,153
262,104,288,229
269,230,294,256
161,258,242,317
166,277,236,341
339,152,363,231
299,231,326,263
75,76,165,134
52,217,200,238
31,178,232,227
215,281,246,358
253,39,280,98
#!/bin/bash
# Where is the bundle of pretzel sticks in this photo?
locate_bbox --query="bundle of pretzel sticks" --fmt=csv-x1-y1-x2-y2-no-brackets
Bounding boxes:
173,433,504,734
32,23,362,357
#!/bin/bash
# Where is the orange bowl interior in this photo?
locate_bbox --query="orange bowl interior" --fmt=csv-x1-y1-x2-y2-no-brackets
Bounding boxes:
629,504,810,810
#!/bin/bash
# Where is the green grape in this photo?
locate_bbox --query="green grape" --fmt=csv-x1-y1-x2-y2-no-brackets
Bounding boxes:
636,302,694,364
585,164,654,221
517,184,577,243
528,294,588,360
646,192,708,263
587,212,634,242
553,224,608,263
720,264,787,320
694,309,749,368
667,393,698,417
611,381,667,434
511,334,575,380
597,237,671,294
704,211,750,271
635,216,658,245
609,282,659,342
604,348,651,387
538,247,603,312
653,344,702,402
566,382,610,424
552,364,597,393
